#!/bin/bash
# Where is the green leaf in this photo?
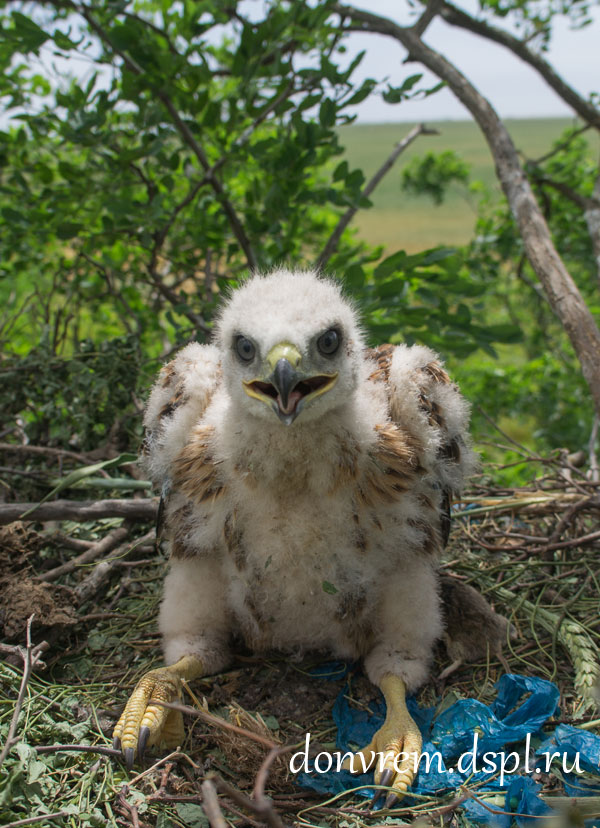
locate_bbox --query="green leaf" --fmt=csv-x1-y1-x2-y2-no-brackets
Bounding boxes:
21,453,138,517
382,73,423,104
176,803,209,828
10,12,50,51
322,580,338,595
319,98,336,128
53,30,78,51
344,264,365,289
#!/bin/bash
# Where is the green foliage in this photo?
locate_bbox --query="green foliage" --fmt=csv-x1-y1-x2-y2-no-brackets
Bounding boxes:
401,150,471,205
0,336,143,450
0,0,527,455
349,246,523,357
457,125,600,461
0,0,597,468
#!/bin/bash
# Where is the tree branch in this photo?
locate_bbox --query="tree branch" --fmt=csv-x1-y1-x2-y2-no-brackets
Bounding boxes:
316,123,437,268
529,168,600,292
334,3,600,417
412,0,442,37
201,779,229,828
37,524,130,582
0,498,157,526
437,0,600,130
74,529,155,604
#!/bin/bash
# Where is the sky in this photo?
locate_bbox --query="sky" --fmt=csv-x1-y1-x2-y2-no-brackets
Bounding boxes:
339,0,599,122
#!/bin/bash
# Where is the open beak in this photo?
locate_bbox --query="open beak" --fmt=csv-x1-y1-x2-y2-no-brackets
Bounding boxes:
243,343,338,425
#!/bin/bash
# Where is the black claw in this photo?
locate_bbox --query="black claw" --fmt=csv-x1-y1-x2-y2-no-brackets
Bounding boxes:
369,790,383,810
112,735,121,751
384,793,399,810
138,726,150,759
370,768,394,809
124,747,135,770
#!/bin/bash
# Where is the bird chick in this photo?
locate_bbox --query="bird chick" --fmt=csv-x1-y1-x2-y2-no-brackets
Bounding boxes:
438,575,515,680
112,269,479,802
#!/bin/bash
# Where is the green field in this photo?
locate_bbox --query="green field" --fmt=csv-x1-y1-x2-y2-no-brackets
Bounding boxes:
338,117,580,252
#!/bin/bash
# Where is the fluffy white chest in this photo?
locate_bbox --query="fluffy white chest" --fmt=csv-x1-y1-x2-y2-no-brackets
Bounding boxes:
221,485,385,657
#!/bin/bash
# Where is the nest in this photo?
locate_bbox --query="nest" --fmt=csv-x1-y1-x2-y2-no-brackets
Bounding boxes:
213,702,291,791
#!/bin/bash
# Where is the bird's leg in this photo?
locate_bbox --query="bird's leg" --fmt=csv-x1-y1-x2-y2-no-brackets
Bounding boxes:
438,658,463,682
112,654,204,769
343,674,422,807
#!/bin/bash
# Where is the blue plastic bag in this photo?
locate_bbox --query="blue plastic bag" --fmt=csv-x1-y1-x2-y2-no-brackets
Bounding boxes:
294,667,600,824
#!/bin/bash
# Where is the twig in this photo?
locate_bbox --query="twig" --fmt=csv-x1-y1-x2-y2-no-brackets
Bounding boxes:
476,406,536,458
253,747,295,828
128,750,199,789
0,498,158,526
535,528,600,554
201,779,230,828
589,414,599,483
0,616,41,769
74,529,155,604
412,0,441,36
34,743,122,758
316,123,436,269
213,775,289,828
0,640,49,668
154,700,280,749
117,787,141,828
1,813,71,828
49,532,94,552
37,525,130,582
0,441,91,464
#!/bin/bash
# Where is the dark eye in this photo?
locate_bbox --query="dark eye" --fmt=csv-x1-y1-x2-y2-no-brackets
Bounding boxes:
235,335,255,362
317,328,340,356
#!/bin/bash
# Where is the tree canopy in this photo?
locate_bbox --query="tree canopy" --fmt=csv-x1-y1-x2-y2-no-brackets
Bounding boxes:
1,0,599,464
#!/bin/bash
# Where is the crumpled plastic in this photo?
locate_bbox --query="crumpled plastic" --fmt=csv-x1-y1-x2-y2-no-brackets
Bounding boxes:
294,667,600,824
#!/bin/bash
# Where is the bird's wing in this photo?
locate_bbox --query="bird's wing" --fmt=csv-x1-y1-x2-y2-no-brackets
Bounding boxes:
366,343,476,546
141,342,222,533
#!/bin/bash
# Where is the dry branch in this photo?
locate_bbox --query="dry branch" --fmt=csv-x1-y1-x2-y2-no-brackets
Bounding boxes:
74,529,156,604
334,3,600,417
0,442,91,464
438,0,600,130
201,779,229,828
37,525,130,582
0,616,43,770
0,498,158,526
154,700,280,750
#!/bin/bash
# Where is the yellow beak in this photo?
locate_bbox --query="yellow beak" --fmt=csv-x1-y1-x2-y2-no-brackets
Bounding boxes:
242,341,337,425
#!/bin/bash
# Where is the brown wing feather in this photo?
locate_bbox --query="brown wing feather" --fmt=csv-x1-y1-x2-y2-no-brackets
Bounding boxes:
365,344,470,548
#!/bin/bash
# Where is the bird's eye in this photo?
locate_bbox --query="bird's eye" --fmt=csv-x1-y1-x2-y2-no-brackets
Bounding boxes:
317,328,340,356
235,336,255,362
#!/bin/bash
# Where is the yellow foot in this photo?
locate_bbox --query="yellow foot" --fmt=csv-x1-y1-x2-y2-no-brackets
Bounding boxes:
112,655,203,769
342,675,422,807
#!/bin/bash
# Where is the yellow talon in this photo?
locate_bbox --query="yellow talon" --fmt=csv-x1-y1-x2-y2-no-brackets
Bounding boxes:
342,674,422,805
113,655,204,768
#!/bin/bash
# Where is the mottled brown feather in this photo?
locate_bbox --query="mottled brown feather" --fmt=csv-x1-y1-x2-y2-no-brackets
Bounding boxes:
224,512,247,571
422,360,451,385
172,424,224,505
366,343,395,384
356,422,420,508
